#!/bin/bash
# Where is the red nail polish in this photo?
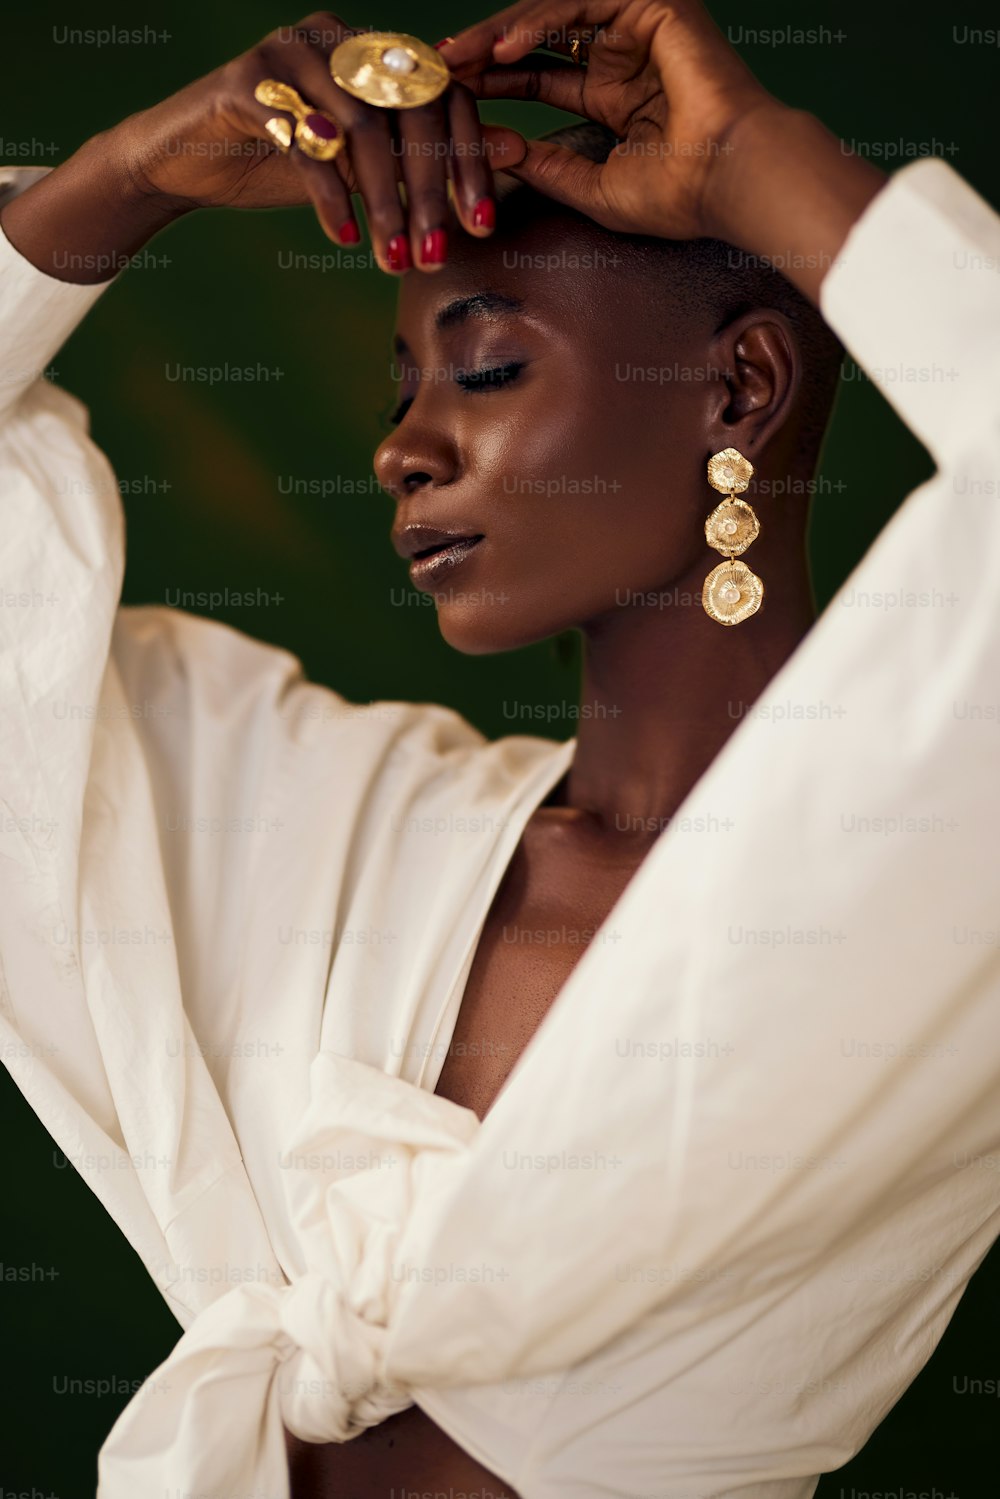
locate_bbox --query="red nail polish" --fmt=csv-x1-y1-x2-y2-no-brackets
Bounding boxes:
421,228,447,266
339,219,361,245
472,197,496,232
434,37,455,49
387,234,412,273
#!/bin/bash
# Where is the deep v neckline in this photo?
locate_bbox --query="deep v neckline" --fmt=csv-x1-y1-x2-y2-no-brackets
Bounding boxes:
417,732,667,1116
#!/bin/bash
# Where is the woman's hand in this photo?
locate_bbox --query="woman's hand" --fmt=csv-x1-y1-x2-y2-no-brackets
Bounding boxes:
2,11,500,282
123,12,498,266
442,0,887,304
442,0,773,242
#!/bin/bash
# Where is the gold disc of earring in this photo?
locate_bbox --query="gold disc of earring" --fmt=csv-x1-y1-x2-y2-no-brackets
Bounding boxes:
707,447,754,495
703,559,764,626
705,497,760,558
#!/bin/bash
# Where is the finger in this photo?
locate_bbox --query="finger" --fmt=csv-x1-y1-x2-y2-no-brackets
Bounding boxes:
268,42,409,272
445,83,496,237
440,0,617,76
483,133,608,219
253,41,363,241
467,59,587,115
289,148,359,244
243,88,353,230
532,29,602,61
396,99,451,271
481,125,531,173
345,107,411,273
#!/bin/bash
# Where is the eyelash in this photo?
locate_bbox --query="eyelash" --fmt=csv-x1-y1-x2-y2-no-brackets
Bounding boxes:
389,362,525,425
456,360,524,393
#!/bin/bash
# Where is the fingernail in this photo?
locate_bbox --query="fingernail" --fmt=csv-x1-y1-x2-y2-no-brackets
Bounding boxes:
387,234,412,273
421,228,448,266
434,37,455,49
338,219,361,245
472,197,496,232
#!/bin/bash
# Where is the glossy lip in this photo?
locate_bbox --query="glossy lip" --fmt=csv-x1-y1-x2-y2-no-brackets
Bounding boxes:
391,524,485,585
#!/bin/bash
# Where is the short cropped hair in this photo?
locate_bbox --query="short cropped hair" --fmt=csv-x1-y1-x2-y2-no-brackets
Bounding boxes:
498,121,844,469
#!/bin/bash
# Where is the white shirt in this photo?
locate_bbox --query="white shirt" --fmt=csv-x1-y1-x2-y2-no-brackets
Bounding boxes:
1,157,999,1499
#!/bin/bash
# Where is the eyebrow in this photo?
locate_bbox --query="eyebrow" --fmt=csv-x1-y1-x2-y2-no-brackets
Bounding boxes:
436,291,525,330
394,292,526,354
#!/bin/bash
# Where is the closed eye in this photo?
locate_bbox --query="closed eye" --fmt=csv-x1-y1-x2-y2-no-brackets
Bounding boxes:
455,361,524,393
388,360,525,425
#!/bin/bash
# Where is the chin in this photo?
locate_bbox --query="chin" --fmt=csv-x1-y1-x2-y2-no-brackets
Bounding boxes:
434,601,557,657
436,608,531,656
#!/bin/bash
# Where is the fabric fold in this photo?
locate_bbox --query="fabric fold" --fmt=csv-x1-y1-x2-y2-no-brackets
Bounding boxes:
98,1052,479,1496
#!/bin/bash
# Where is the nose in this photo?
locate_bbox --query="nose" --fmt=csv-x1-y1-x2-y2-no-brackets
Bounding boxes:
374,410,458,500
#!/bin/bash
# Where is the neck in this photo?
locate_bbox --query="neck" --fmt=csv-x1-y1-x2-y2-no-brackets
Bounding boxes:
563,555,815,833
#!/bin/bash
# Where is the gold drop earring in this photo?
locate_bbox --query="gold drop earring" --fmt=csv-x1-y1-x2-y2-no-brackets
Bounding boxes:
701,448,764,626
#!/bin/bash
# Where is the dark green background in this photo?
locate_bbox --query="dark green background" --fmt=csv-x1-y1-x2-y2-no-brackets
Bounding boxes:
3,2,998,1494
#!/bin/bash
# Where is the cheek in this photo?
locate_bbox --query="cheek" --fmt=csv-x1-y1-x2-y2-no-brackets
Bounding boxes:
434,378,709,650
457,385,581,495
465,381,696,572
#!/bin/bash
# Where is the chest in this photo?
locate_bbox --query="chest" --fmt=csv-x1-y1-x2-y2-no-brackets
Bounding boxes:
433,818,648,1120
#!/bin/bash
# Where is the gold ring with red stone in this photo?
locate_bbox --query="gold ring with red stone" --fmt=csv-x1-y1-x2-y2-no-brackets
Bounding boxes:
253,80,342,161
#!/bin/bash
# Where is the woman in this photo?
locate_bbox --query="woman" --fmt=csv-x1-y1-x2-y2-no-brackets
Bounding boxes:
2,2,999,1496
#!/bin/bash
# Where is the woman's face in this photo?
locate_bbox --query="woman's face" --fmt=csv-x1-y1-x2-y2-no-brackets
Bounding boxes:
374,209,717,655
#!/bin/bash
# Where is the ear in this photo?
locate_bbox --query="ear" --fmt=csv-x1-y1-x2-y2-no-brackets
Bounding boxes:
706,311,802,462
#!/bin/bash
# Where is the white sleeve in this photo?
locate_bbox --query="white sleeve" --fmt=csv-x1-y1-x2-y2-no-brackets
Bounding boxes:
820,156,1000,466
0,183,293,1323
0,171,113,416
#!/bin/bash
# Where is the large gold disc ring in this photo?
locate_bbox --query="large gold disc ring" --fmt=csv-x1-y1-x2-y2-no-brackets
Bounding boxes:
329,32,450,109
